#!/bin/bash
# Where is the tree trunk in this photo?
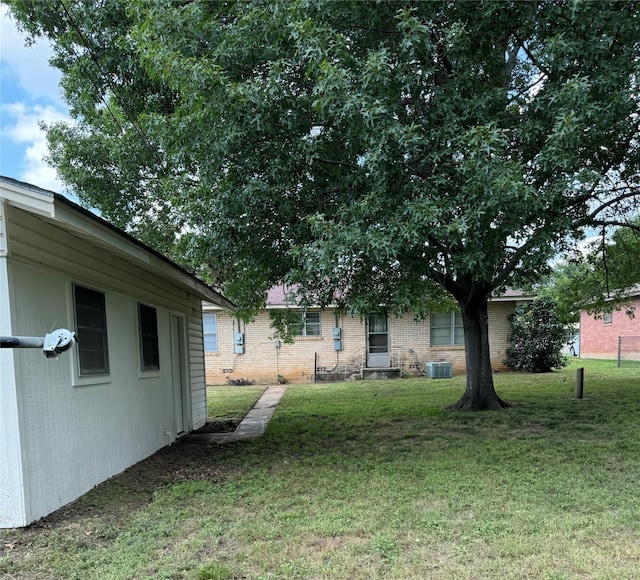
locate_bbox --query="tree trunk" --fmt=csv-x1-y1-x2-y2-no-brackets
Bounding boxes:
448,291,509,411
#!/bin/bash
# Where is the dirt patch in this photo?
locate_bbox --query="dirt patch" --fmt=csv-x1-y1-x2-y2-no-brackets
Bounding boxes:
2,437,238,541
0,418,246,569
0,438,247,576
192,419,239,433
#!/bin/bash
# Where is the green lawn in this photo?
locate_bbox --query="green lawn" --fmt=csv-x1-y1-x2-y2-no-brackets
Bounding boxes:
207,385,267,423
2,359,640,579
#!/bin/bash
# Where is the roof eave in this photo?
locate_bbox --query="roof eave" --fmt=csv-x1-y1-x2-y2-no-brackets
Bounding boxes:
0,176,235,311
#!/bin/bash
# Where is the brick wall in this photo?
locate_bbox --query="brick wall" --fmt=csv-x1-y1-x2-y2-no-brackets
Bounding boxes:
580,299,640,359
204,301,519,385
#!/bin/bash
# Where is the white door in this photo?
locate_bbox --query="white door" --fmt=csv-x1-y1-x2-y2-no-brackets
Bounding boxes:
367,314,391,367
171,315,187,434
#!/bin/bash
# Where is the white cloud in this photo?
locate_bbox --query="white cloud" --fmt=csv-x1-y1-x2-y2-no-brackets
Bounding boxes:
2,102,69,191
0,6,65,107
1,6,71,192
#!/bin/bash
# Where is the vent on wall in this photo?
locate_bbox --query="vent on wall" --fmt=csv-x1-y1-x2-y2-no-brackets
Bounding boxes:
425,361,452,379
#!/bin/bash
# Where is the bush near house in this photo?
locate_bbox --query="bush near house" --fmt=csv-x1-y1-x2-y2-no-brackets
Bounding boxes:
504,296,568,373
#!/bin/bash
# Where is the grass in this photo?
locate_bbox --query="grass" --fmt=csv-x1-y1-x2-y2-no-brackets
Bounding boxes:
3,359,640,579
206,385,267,422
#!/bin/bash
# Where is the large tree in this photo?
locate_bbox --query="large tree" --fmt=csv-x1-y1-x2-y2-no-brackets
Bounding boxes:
6,0,640,409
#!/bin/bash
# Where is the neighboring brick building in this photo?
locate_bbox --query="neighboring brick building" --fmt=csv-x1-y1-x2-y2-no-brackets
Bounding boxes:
203,288,532,385
580,286,640,360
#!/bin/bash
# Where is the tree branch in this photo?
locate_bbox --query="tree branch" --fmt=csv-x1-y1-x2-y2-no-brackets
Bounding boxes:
513,33,550,78
587,188,640,220
507,75,547,105
315,157,361,170
601,225,611,295
586,219,640,231
492,237,541,289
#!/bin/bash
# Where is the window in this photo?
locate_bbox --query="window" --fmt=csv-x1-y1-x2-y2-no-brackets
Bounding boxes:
203,313,218,352
430,312,464,346
297,311,321,336
74,285,109,375
603,311,613,324
138,303,160,371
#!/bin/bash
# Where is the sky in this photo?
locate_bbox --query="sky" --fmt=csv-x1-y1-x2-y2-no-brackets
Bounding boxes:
1,6,69,193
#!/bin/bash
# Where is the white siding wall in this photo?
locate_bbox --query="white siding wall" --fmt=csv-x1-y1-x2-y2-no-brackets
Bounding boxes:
0,255,27,527
189,313,207,430
2,205,208,527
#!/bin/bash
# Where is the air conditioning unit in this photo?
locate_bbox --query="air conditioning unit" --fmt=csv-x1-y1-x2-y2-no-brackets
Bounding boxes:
425,361,452,379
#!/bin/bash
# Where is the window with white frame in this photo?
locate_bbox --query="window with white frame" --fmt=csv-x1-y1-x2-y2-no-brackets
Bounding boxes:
74,284,110,375
297,311,321,336
603,311,613,324
203,313,219,352
430,311,464,346
138,303,160,371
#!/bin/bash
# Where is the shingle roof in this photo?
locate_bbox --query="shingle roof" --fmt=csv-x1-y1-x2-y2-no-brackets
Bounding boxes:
264,284,533,307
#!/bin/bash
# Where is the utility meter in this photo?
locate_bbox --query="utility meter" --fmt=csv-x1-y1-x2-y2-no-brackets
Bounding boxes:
332,327,343,351
234,332,245,354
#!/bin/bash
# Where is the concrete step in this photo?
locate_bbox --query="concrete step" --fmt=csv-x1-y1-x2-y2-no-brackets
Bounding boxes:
362,367,402,380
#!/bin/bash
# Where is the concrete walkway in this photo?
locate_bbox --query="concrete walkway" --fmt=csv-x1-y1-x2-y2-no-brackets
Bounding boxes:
190,386,286,444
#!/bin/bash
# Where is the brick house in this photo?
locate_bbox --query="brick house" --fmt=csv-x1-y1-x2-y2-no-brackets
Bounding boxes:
203,287,532,385
580,285,640,360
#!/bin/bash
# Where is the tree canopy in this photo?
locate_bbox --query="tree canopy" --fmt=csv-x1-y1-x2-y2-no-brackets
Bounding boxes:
544,225,640,324
7,0,640,409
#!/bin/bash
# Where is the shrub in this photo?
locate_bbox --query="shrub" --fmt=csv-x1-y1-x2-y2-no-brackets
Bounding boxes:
226,377,255,386
504,296,568,373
